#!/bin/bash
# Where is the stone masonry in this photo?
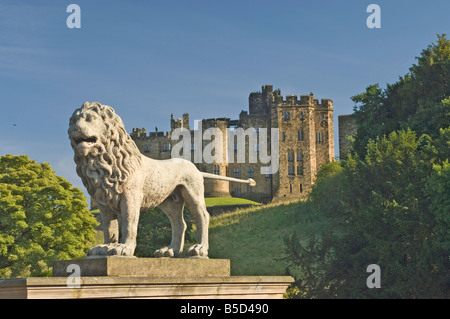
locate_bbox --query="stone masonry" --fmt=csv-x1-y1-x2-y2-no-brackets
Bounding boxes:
131,85,336,203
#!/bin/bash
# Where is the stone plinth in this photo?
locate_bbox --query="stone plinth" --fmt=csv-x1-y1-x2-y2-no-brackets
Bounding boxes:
52,257,230,277
0,257,294,299
0,275,294,299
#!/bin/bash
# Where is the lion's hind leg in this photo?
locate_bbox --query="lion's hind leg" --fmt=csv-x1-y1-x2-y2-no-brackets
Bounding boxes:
154,189,187,258
180,183,209,258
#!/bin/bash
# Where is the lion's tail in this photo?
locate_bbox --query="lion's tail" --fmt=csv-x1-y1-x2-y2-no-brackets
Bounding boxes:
201,172,256,187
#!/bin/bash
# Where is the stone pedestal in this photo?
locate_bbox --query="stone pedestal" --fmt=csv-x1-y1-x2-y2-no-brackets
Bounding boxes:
52,257,231,277
0,257,294,299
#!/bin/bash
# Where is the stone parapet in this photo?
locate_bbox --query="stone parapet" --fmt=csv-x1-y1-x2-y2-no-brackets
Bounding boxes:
0,274,294,299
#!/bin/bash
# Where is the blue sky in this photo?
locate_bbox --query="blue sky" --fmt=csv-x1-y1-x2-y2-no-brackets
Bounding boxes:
1,0,449,197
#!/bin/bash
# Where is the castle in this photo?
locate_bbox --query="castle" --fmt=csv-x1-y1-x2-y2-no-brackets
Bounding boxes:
130,85,335,203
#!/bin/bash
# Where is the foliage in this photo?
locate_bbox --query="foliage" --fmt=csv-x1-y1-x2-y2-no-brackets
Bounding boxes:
284,129,449,298
0,154,98,278
283,35,450,298
351,34,450,156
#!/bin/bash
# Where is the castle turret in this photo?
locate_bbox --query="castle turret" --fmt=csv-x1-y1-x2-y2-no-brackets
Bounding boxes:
249,85,274,116
170,114,175,131
183,113,190,130
201,118,231,198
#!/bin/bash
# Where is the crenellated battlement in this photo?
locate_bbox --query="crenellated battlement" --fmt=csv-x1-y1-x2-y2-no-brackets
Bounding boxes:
274,92,333,109
202,117,230,130
130,128,171,139
249,85,333,109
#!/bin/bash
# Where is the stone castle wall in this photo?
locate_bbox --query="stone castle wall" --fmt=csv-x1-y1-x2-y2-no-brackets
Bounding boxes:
131,85,335,203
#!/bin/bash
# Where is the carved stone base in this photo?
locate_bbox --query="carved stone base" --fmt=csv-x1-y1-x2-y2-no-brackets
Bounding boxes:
0,275,294,299
0,257,294,299
52,257,230,277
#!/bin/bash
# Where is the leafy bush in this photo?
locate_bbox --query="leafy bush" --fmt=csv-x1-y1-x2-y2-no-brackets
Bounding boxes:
0,155,98,278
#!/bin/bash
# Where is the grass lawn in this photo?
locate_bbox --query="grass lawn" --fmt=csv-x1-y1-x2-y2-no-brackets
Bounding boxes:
204,197,261,207
190,200,324,276
91,196,261,212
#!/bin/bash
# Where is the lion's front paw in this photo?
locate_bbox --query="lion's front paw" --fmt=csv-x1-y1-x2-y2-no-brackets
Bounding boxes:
108,243,135,256
154,247,175,258
87,243,135,257
87,244,110,256
186,244,208,259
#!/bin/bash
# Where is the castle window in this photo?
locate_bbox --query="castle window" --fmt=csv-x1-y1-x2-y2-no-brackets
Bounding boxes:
233,187,241,196
316,132,324,143
248,167,254,178
289,183,293,193
282,132,286,141
213,165,220,175
247,185,253,193
162,143,171,151
287,151,294,162
300,112,304,121
288,166,295,176
300,183,303,193
297,165,303,176
297,152,303,161
144,145,150,153
300,130,304,141
320,115,324,122
234,167,239,178
283,112,290,121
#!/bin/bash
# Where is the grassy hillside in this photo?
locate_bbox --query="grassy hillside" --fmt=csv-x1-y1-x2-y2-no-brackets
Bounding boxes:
91,196,260,213
91,198,319,277
190,200,324,276
205,197,261,207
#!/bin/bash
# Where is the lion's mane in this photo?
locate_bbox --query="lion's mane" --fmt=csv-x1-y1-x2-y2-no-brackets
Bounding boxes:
70,102,143,212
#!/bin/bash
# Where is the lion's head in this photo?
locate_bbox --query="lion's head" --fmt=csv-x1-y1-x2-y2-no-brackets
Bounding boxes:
68,102,143,211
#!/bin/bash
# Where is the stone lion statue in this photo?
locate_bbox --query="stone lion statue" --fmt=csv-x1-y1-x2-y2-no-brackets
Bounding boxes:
68,102,255,258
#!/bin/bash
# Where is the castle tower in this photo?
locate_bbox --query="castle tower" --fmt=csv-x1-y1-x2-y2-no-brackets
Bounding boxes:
201,118,231,198
130,85,335,204
183,113,190,130
271,90,334,201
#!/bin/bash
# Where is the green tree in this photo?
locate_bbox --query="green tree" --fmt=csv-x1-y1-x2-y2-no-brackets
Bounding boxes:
352,34,450,156
283,161,345,298
285,130,449,298
0,154,98,278
285,35,450,299
424,155,450,294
